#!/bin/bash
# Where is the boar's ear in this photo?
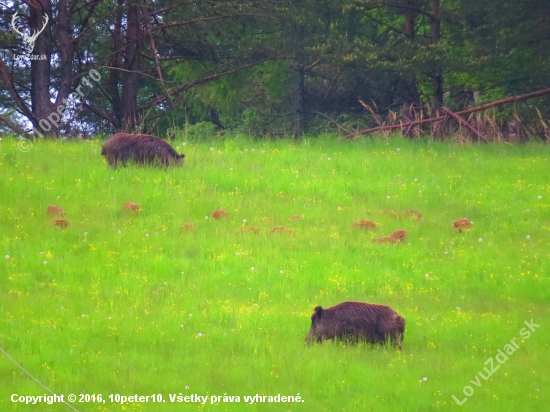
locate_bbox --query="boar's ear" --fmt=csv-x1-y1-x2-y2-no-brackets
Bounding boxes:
313,306,323,318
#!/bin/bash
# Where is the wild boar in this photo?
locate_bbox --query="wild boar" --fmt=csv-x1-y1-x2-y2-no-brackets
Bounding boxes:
101,133,185,167
306,301,405,350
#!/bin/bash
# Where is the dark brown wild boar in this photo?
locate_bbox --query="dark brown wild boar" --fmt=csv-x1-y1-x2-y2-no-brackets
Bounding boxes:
306,301,405,350
101,133,185,167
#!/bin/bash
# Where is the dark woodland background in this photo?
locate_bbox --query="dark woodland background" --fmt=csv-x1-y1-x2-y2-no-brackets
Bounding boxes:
1,0,549,140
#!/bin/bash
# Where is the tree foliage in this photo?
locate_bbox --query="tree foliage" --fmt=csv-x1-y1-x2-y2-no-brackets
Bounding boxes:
0,0,548,138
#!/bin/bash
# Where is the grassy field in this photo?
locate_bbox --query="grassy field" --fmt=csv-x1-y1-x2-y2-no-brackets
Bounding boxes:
0,134,549,411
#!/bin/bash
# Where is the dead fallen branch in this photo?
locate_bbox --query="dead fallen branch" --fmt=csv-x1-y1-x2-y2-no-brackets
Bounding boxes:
346,87,550,139
439,107,487,142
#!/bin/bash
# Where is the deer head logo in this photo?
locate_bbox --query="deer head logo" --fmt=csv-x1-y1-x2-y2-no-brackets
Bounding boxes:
11,11,49,54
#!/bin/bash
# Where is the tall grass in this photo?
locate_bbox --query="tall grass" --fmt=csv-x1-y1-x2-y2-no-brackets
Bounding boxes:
0,135,548,411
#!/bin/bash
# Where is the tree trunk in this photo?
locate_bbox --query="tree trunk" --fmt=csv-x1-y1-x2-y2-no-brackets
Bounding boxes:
119,0,143,132
106,0,124,130
402,0,420,137
30,0,54,133
431,0,443,108
296,63,308,138
207,106,226,131
291,22,308,139
55,0,74,118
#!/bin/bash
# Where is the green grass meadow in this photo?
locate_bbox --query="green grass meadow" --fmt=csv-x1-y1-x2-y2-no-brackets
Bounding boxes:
0,135,549,411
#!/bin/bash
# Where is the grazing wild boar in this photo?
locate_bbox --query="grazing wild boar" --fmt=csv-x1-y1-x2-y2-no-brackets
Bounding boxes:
101,133,185,167
306,301,406,350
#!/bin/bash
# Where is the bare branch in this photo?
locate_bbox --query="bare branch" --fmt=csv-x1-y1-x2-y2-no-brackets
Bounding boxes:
153,12,275,30
0,114,31,136
346,87,550,139
81,102,115,128
0,56,36,123
138,58,272,111
440,107,486,141
146,18,175,110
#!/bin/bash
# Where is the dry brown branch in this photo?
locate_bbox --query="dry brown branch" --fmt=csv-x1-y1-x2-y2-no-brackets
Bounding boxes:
440,107,487,142
346,88,550,139
535,108,550,143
